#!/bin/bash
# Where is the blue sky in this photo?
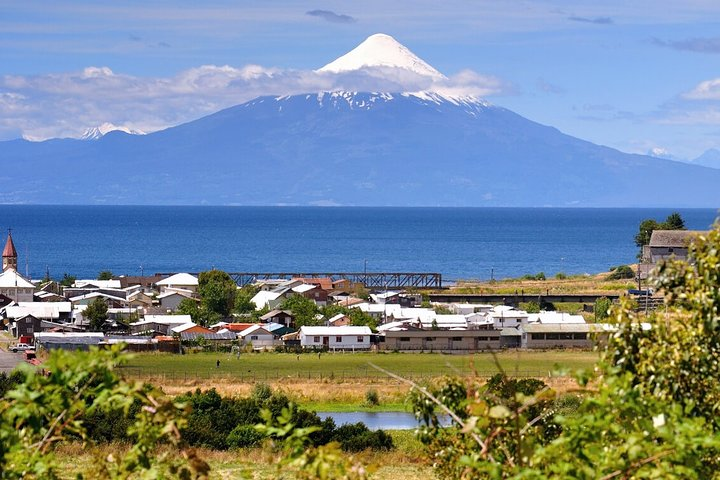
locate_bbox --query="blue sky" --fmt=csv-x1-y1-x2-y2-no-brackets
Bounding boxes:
2,0,720,159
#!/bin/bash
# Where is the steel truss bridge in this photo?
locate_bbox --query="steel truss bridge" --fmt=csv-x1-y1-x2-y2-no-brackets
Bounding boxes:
158,272,443,289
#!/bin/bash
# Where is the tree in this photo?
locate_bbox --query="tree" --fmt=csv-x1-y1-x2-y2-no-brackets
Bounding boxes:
97,270,114,280
634,218,660,250
198,270,237,317
0,346,209,478
176,298,218,327
663,211,685,230
594,296,612,321
408,222,720,479
84,297,109,331
234,284,260,314
281,295,321,327
59,273,76,287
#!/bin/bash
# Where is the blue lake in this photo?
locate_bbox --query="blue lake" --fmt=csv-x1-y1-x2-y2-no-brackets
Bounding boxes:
317,411,451,430
0,206,716,281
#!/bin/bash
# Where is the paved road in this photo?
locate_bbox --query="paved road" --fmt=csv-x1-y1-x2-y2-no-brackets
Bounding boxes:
0,349,22,373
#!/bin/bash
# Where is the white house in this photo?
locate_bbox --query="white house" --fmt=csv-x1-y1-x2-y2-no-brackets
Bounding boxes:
488,306,529,329
0,269,35,302
299,326,372,350
155,273,199,294
251,290,283,310
238,324,276,349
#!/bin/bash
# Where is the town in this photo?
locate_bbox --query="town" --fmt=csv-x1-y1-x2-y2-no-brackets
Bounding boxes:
1,225,699,357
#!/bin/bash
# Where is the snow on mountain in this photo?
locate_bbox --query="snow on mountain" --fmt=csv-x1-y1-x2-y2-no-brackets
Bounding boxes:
646,147,680,161
80,122,145,140
318,33,446,80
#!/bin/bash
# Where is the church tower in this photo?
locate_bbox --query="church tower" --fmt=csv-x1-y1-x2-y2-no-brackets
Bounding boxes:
2,230,17,271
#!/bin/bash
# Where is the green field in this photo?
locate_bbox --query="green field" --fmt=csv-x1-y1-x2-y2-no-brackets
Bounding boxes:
120,350,599,383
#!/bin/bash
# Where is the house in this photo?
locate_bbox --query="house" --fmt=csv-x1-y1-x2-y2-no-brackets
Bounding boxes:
69,292,128,308
251,290,284,310
128,290,155,309
259,309,295,327
155,273,199,294
640,230,706,279
520,323,595,349
326,313,351,327
4,302,72,323
292,284,328,306
129,315,192,335
238,324,276,349
299,326,372,350
180,330,236,345
0,269,35,303
170,323,213,336
487,306,529,329
11,314,41,338
158,290,196,312
381,328,501,352
34,332,105,351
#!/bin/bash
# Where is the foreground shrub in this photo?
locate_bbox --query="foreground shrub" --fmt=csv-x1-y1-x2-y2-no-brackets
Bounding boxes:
227,424,265,448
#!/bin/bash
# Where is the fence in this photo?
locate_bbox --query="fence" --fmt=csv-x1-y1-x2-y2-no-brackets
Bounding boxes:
116,366,571,384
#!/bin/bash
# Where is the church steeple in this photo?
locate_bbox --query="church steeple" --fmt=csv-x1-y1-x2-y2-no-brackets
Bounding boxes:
2,229,17,271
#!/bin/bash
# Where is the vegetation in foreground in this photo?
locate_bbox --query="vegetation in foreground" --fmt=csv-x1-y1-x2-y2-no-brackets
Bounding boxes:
410,225,720,478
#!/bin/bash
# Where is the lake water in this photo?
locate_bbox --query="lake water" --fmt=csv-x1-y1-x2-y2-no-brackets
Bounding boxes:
317,411,451,430
0,206,716,281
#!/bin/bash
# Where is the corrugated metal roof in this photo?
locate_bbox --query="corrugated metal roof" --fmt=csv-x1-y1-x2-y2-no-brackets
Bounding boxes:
180,331,236,341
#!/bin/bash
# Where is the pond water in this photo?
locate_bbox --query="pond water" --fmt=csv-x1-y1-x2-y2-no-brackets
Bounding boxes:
317,411,452,430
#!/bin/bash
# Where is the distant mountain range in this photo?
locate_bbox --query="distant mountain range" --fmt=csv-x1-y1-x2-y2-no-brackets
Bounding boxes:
1,33,718,207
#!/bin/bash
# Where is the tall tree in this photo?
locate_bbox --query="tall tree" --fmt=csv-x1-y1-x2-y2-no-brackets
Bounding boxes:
663,211,686,230
84,297,109,331
198,270,237,318
97,270,114,280
280,295,321,327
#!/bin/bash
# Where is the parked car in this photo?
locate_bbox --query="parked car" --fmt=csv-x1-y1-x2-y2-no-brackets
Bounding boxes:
11,343,32,353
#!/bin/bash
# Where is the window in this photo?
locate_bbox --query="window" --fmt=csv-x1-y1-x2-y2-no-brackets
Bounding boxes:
573,333,587,340
357,336,364,342
399,337,410,342
546,333,560,340
336,336,342,342
531,333,545,340
313,336,320,342
452,337,462,341
425,337,435,341
251,335,258,340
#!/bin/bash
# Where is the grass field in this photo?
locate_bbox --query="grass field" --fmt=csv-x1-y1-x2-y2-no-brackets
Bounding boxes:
120,350,598,410
56,431,435,480
121,350,598,381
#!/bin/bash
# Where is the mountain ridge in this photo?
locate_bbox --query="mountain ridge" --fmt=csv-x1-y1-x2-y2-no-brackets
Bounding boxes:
1,89,718,207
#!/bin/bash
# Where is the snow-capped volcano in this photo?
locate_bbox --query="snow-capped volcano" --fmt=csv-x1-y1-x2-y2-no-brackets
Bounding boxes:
318,33,446,80
80,122,145,140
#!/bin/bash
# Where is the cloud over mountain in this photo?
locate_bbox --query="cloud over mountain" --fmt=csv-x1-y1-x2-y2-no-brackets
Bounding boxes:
0,61,509,141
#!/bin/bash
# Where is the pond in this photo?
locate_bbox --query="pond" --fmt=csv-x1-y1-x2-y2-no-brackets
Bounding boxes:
317,411,452,430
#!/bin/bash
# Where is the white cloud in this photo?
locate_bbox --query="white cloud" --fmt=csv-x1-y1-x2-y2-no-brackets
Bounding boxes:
0,64,510,141
683,78,720,100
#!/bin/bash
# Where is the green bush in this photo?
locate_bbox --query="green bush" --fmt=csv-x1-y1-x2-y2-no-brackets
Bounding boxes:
594,296,613,321
524,301,541,313
555,272,567,280
227,424,265,448
333,423,394,452
365,389,380,407
607,264,634,280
